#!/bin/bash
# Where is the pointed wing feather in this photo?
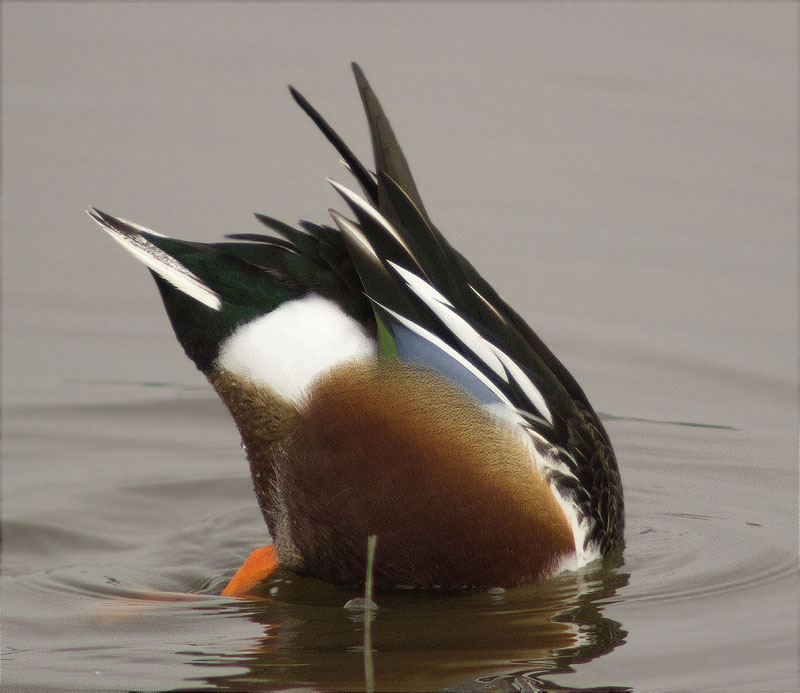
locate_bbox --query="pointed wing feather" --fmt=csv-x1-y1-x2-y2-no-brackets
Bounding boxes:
289,85,378,203
351,62,432,229
88,207,223,311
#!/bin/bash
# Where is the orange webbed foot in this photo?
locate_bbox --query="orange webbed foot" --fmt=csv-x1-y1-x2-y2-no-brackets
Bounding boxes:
221,545,279,598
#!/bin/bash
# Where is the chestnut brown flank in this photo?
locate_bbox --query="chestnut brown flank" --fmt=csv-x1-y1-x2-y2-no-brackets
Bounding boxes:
211,360,574,589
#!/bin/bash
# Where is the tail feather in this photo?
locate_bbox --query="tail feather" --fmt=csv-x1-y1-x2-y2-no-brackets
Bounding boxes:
88,207,222,311
289,83,378,203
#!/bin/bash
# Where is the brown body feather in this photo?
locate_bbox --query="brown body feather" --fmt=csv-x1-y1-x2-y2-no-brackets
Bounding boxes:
211,360,574,590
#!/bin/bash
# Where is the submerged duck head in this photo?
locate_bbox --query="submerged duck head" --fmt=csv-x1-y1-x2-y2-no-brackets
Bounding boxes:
88,64,623,595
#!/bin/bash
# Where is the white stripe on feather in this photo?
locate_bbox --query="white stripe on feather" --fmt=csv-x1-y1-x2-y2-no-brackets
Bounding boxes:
389,263,553,425
377,302,514,410
490,347,553,426
389,262,508,381
102,214,168,238
329,210,381,260
326,179,416,260
468,284,507,325
87,209,222,311
389,262,454,307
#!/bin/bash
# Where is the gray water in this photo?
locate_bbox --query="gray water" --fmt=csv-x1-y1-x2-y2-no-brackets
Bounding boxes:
3,4,798,691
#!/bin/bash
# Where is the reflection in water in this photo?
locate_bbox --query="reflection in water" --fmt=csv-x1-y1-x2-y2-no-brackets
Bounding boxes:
197,559,630,692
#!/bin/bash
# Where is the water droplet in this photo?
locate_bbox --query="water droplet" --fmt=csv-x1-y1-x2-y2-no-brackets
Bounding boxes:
343,597,378,611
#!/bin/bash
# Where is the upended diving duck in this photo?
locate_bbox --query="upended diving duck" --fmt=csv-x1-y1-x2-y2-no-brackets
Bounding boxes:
88,64,623,596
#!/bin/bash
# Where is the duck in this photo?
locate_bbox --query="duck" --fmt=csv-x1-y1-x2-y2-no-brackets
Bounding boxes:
88,64,623,596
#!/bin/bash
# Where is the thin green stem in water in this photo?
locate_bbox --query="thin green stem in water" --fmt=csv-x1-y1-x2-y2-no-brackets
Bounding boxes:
363,534,378,693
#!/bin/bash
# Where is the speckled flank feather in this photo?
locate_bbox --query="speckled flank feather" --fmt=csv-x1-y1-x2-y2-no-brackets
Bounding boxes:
274,360,574,588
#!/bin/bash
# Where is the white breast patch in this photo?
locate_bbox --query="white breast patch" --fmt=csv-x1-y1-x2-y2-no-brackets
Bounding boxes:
215,295,376,403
